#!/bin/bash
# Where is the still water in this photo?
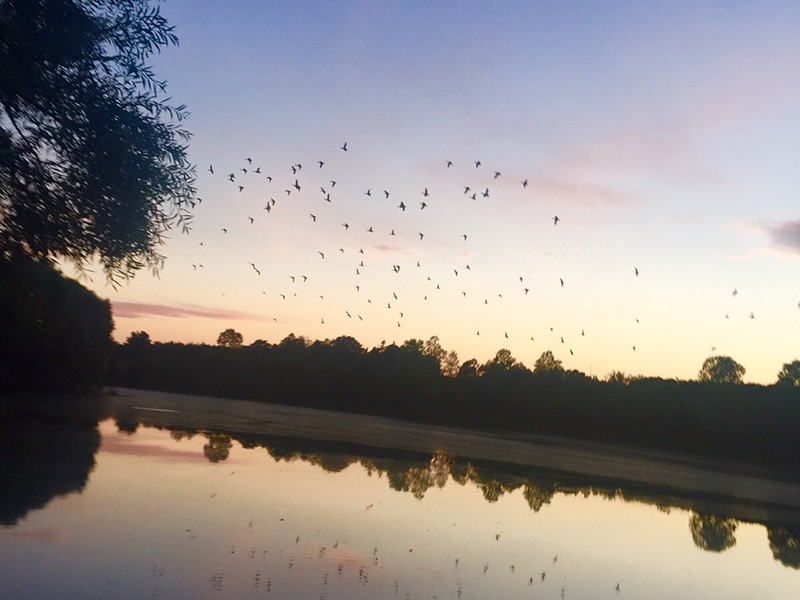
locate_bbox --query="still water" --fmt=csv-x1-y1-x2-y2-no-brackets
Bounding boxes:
1,390,799,599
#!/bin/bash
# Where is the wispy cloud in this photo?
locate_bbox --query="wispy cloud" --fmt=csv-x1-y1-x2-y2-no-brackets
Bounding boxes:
112,301,261,321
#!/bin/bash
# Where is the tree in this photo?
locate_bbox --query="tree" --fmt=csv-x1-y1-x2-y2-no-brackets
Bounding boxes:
776,360,800,387
0,0,195,282
606,370,631,385
698,356,745,384
217,328,243,348
442,350,460,377
457,358,479,378
534,350,564,373
0,255,113,391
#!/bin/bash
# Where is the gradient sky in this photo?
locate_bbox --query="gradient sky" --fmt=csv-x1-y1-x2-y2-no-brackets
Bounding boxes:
78,1,800,384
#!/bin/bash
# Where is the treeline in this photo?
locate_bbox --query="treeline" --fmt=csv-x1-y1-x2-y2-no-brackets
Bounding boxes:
112,333,800,474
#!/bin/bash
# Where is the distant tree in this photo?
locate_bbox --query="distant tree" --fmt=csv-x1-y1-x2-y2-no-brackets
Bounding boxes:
484,348,519,371
457,358,479,378
442,350,460,377
330,335,364,355
698,356,745,384
689,513,737,552
0,0,195,282
606,370,631,385
125,330,151,351
534,350,564,373
422,335,447,365
217,328,243,348
250,339,270,347
776,360,800,387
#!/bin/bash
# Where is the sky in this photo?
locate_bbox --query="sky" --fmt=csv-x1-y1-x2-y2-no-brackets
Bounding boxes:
78,1,800,384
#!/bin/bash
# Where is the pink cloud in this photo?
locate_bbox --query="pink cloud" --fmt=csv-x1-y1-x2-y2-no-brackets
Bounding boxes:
7,527,65,545
112,301,260,321
765,220,800,254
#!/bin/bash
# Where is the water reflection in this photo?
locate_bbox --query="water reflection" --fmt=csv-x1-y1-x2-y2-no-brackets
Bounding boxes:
0,398,102,526
2,391,800,599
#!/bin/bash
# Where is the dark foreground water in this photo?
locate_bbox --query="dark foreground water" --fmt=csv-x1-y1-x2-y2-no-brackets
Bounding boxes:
1,390,799,599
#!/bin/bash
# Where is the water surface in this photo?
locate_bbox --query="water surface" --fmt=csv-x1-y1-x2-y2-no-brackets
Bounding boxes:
1,390,798,599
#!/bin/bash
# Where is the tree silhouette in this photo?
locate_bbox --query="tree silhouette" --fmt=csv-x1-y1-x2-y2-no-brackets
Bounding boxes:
442,350,460,377
534,350,564,373
698,356,745,384
217,328,243,348
776,360,800,387
0,0,195,281
606,370,631,385
689,513,737,552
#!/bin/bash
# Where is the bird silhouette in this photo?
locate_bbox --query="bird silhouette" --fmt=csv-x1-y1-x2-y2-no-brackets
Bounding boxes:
553,215,560,225
317,160,324,168
522,178,528,187
446,160,453,168
340,142,348,151
208,164,214,174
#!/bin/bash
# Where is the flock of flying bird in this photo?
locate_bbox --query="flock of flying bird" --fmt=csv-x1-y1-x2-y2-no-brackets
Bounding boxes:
186,141,776,366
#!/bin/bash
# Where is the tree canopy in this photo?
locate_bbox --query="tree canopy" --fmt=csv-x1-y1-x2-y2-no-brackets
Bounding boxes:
534,350,564,373
217,328,243,348
0,0,195,282
698,355,745,384
776,360,800,387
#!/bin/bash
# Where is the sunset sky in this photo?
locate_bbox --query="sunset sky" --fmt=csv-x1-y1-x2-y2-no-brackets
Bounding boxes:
78,1,800,384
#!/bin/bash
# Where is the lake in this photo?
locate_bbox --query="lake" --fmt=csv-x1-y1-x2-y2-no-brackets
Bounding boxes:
2,389,799,599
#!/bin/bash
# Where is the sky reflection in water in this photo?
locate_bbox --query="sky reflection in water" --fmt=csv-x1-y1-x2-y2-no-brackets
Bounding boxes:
2,415,799,599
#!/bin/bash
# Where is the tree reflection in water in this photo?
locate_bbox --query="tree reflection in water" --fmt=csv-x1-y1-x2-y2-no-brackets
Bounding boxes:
179,423,800,569
689,513,738,552
3,398,800,571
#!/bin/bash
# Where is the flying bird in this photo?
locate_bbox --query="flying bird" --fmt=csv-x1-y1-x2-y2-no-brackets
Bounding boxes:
521,179,528,188
553,215,560,225
446,160,453,168
317,160,324,168
340,142,348,151
208,165,214,174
